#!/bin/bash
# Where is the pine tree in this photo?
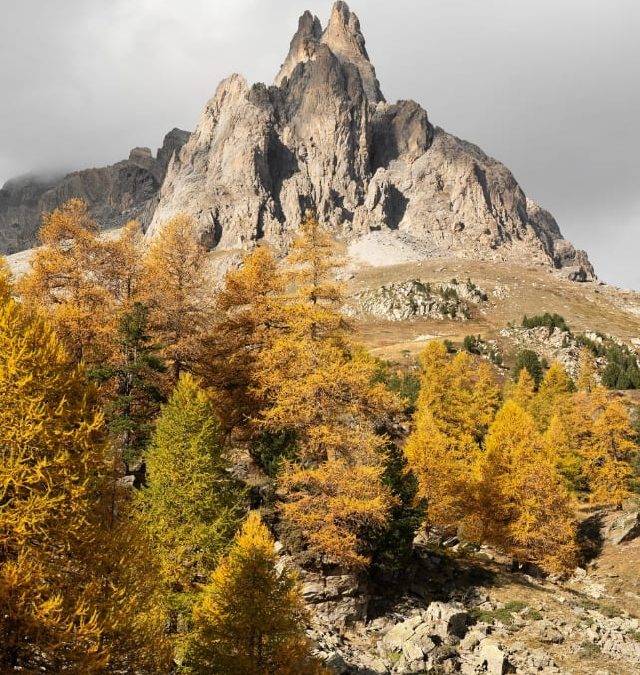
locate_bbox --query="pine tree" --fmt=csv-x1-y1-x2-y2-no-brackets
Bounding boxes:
139,374,244,624
513,349,544,387
185,512,328,675
92,301,168,467
478,401,578,574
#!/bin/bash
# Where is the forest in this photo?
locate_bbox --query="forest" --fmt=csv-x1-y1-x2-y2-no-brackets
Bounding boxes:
1,199,638,673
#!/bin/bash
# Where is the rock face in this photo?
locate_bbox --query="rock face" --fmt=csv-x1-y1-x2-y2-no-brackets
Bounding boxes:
147,1,593,280
0,129,189,254
345,278,488,321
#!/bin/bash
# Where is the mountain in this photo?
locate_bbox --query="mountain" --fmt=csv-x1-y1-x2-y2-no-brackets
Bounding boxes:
147,1,594,281
0,2,593,282
0,128,189,254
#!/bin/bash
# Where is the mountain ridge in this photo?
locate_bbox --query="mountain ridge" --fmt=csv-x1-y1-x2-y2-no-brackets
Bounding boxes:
1,2,594,283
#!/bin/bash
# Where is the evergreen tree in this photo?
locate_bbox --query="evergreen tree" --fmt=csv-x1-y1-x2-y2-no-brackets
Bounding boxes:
512,349,544,387
139,374,245,634
91,301,167,467
185,512,328,675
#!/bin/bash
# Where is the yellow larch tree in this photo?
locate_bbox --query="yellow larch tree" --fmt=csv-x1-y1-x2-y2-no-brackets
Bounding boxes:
530,362,574,432
185,512,328,675
478,401,579,574
278,460,397,570
0,294,169,672
0,256,12,300
18,198,112,362
404,341,500,533
505,367,536,412
582,399,636,507
577,346,598,393
140,214,213,379
199,246,287,432
251,215,399,569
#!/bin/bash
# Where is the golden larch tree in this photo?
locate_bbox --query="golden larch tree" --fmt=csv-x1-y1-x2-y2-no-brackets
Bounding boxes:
404,341,500,532
0,294,169,672
478,401,578,574
140,214,213,378
582,399,636,507
185,512,328,675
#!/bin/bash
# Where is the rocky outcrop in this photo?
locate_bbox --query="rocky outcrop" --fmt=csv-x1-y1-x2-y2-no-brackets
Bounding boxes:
344,278,488,321
0,128,189,254
147,1,594,280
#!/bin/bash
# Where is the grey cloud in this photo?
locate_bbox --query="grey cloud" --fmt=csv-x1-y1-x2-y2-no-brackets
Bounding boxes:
0,0,638,287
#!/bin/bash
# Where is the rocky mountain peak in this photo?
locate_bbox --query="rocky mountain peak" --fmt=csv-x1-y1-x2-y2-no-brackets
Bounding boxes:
275,1,383,103
320,1,383,102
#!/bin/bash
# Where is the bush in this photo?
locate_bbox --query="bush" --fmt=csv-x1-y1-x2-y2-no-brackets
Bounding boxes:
513,349,544,387
522,313,570,333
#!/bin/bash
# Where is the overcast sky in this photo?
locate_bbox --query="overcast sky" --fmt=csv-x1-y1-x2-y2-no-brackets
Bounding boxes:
0,0,638,287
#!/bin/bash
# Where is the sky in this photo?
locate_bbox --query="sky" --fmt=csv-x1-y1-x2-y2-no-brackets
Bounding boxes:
0,0,638,287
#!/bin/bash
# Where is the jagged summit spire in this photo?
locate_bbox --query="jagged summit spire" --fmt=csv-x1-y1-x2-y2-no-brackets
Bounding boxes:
275,2,384,103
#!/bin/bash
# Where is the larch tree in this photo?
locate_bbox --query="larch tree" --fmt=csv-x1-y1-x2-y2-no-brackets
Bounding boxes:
478,401,579,574
18,201,146,367
200,245,287,432
140,214,213,379
250,215,400,568
404,341,500,534
506,367,536,412
582,399,636,507
0,256,12,300
530,362,575,432
185,512,328,675
139,373,245,638
0,294,169,672
17,198,113,363
577,346,598,393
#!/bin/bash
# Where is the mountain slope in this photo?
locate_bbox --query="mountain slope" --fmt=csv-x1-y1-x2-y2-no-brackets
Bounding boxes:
147,2,593,281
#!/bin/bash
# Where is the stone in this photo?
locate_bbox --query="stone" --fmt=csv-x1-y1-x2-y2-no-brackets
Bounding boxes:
425,601,469,639
478,638,509,675
142,2,593,281
0,128,189,255
604,511,640,545
525,619,565,644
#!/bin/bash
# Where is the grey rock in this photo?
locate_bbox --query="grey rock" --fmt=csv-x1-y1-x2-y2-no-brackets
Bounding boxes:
478,638,509,675
0,128,189,255
145,2,593,281
425,601,469,639
604,510,640,545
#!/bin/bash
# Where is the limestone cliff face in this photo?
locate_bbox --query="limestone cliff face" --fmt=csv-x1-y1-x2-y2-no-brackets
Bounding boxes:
147,2,593,279
0,129,189,254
